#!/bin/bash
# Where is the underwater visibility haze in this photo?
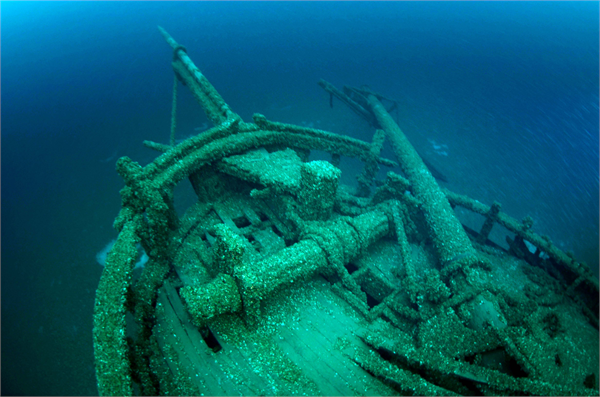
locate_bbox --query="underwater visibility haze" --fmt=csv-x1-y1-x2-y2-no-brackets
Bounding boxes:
1,2,599,395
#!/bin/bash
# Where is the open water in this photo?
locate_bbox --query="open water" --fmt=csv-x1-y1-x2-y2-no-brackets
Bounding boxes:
2,2,598,395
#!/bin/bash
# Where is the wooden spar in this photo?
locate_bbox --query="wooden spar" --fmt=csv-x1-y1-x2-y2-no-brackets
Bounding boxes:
318,79,377,126
158,26,238,125
365,93,478,268
318,80,449,183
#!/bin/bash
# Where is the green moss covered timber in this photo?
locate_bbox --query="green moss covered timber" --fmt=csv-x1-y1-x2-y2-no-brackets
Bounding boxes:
366,94,477,268
93,218,142,396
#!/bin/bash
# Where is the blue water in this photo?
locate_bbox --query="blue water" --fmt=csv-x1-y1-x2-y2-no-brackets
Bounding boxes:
2,2,598,395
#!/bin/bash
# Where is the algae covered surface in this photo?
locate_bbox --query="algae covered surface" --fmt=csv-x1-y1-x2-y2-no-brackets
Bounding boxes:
2,2,598,396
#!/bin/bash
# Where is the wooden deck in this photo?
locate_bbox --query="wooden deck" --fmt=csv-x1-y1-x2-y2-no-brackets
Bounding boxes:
154,276,397,396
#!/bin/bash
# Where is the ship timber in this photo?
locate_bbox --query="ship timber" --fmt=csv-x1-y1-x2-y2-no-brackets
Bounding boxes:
93,27,599,396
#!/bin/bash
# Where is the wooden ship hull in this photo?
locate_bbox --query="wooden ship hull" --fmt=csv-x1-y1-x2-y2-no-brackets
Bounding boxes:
93,28,599,396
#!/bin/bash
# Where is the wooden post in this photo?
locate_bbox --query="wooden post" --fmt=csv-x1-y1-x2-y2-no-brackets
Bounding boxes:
477,201,501,244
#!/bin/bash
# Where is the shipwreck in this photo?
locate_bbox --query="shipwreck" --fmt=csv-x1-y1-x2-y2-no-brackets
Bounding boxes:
93,27,599,396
